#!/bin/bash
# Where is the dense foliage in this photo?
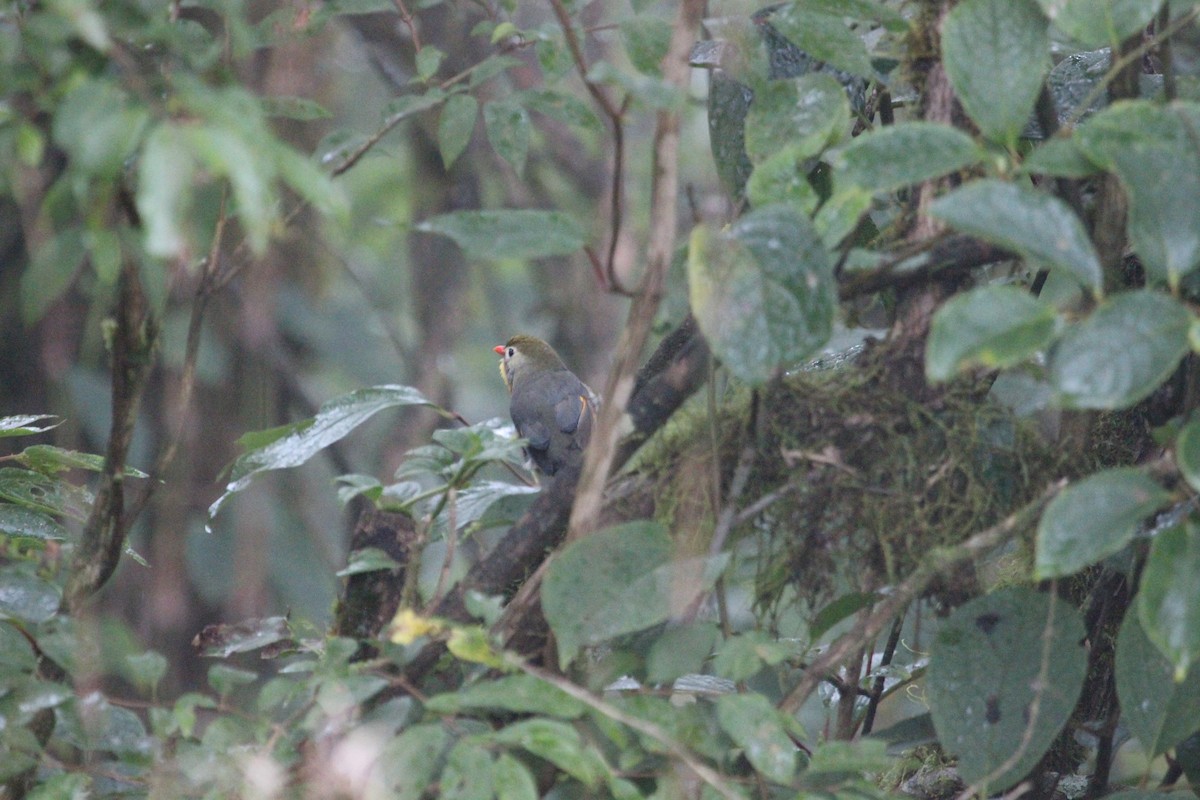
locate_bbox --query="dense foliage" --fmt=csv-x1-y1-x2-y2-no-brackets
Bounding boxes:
3,0,1200,798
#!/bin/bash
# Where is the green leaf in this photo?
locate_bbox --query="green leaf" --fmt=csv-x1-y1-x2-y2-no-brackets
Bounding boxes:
52,78,149,178
1034,0,1164,48
942,0,1050,145
621,16,672,75
1139,519,1200,680
929,180,1102,291
381,723,451,800
716,693,797,784
543,521,729,667
1076,101,1200,282
416,46,445,81
804,739,892,783
187,124,276,256
1048,290,1191,409
0,505,68,541
1022,137,1102,178
712,630,794,682
745,73,849,164
832,122,982,193
0,568,62,623
813,184,873,246
1035,468,1169,579
193,616,292,658
790,0,908,31
207,664,258,696
209,385,432,522
0,415,61,437
438,94,478,169
0,467,93,521
490,719,606,787
811,591,879,640
335,547,401,577
484,100,530,175
20,444,148,477
927,588,1087,791
432,480,539,538
1116,611,1200,756
927,285,1060,382
21,227,86,325
688,204,836,385
417,210,586,260
1176,419,1200,494
425,674,586,718
493,753,538,800
646,623,720,683
746,146,821,216
124,651,169,695
440,740,493,800
137,123,196,259
768,4,875,78
260,95,332,120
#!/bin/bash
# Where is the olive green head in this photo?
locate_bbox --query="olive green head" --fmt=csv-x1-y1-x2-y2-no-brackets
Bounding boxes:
494,335,567,393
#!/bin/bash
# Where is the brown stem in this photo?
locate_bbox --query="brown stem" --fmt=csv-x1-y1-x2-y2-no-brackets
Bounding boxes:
566,0,704,540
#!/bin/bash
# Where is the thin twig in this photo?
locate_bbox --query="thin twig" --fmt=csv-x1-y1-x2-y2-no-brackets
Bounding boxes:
546,0,629,293
391,0,422,51
429,488,458,608
952,587,1059,800
566,0,705,540
778,480,1066,713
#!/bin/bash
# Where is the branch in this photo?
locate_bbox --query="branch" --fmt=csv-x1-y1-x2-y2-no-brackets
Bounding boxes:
64,257,158,611
567,0,705,541
837,236,1012,302
778,479,1066,713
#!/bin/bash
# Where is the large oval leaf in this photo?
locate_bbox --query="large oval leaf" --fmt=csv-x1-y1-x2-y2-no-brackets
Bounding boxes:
927,588,1086,791
745,72,849,164
1116,611,1200,757
1138,519,1200,680
688,204,835,384
1034,0,1164,49
1035,468,1169,579
416,210,586,260
543,521,728,667
926,285,1059,382
1048,290,1191,408
832,122,982,193
942,0,1050,145
1077,101,1200,282
929,180,1102,292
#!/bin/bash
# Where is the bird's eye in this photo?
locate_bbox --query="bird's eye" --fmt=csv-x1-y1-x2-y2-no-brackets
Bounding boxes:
506,347,515,358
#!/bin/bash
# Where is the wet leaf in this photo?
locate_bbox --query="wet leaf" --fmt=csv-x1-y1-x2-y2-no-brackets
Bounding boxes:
1048,290,1191,408
438,94,478,169
425,674,585,718
928,588,1086,791
484,100,530,175
688,204,835,384
417,210,586,260
1034,0,1164,48
745,73,849,164
929,180,1102,291
716,693,797,784
1139,519,1200,680
927,285,1060,381
0,568,62,623
832,122,982,192
1036,468,1168,578
1077,101,1200,282
209,385,433,521
942,0,1050,145
1116,611,1200,756
193,616,293,658
543,521,729,667
0,505,68,541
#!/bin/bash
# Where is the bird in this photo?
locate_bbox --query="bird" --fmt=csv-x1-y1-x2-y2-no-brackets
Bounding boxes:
494,335,597,476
